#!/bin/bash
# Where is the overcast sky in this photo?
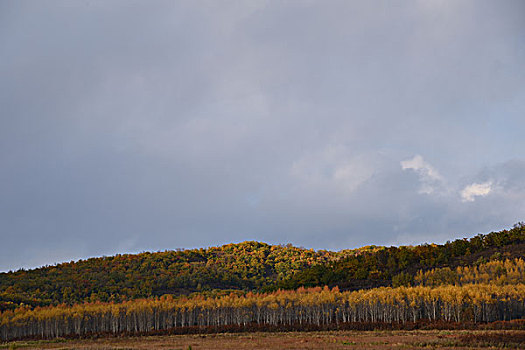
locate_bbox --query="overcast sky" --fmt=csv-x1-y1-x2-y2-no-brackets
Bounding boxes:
1,1,525,271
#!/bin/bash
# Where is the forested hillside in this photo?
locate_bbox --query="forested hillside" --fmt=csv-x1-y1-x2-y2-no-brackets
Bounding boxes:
0,242,351,310
2,224,525,341
276,223,525,290
1,224,524,312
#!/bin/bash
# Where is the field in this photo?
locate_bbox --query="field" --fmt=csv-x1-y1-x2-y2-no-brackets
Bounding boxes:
2,330,525,350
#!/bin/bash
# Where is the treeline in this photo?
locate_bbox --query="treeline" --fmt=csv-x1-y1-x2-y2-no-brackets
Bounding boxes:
1,224,524,311
2,284,525,341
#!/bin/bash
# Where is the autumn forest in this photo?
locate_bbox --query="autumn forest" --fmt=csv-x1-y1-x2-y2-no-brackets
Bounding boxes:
1,224,525,341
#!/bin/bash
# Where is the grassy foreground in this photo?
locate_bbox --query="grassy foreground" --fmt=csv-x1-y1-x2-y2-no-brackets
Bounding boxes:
1,330,524,349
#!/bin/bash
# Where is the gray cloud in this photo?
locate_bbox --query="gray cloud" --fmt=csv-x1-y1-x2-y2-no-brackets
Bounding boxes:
1,1,524,271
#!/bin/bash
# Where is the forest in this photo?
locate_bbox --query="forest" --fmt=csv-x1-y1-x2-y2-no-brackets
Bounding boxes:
2,284,525,341
1,223,524,309
1,223,525,341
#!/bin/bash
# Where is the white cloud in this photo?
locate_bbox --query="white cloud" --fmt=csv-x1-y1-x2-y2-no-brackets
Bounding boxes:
401,155,442,180
401,155,443,194
461,181,493,202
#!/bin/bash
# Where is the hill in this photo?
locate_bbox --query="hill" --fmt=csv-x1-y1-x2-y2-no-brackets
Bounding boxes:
0,242,352,310
276,223,525,291
1,223,524,312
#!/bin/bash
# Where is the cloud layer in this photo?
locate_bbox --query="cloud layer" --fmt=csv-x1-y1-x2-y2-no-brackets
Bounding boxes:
0,1,524,271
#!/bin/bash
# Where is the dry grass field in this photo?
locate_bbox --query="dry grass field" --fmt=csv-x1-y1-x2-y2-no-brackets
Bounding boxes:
2,330,524,350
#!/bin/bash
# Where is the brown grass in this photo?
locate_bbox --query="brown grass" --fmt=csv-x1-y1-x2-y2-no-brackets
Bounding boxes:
2,330,525,350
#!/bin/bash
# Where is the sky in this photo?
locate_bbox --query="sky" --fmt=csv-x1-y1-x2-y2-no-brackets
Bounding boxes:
1,0,525,272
